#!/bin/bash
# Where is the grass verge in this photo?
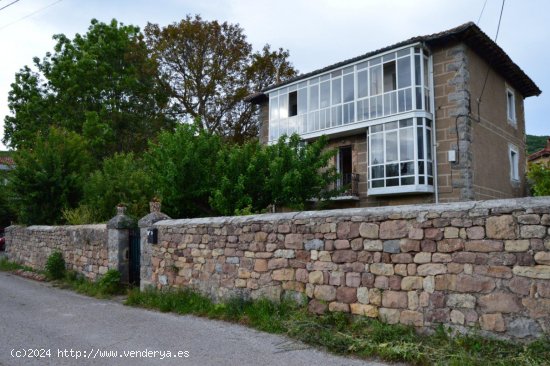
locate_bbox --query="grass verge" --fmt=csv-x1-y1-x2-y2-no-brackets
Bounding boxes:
126,287,550,366
0,257,35,272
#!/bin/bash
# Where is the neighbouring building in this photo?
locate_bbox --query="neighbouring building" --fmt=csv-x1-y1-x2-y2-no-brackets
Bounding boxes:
527,138,550,165
0,155,14,185
247,22,541,208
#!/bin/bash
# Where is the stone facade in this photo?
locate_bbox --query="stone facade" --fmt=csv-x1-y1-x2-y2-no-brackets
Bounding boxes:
5,225,109,280
143,197,550,340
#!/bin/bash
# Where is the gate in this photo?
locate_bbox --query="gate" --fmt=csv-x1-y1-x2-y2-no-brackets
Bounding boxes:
129,228,140,286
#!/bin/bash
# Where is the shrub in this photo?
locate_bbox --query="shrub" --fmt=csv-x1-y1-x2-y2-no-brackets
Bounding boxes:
97,269,121,295
62,205,100,225
45,252,66,280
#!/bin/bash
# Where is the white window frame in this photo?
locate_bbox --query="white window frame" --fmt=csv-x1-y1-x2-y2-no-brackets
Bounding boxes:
509,144,519,181
506,86,516,126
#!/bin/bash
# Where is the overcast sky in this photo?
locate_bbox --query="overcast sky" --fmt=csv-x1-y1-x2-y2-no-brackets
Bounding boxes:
0,0,548,150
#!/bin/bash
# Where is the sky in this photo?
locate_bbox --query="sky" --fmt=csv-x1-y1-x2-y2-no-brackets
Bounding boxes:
0,0,548,150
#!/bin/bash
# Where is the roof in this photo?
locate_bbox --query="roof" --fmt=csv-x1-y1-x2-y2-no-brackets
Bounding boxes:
528,138,550,162
247,22,541,104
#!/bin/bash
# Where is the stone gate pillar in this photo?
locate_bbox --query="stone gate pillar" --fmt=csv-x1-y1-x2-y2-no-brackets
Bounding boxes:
106,205,135,283
138,201,170,290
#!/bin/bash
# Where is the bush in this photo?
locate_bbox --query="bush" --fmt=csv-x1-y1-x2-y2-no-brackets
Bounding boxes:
97,269,121,295
528,162,550,196
45,252,66,280
62,205,100,225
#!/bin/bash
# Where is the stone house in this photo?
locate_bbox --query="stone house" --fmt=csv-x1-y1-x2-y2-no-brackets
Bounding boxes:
247,22,541,208
527,138,550,166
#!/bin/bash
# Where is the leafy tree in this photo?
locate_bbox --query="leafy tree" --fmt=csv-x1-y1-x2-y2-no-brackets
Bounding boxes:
145,123,223,218
526,134,549,155
528,162,550,196
3,19,174,162
210,134,339,215
83,152,153,221
8,127,91,225
144,15,297,142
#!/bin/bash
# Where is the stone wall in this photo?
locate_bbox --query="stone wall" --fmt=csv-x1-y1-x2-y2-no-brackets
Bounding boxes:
6,225,108,280
144,197,550,340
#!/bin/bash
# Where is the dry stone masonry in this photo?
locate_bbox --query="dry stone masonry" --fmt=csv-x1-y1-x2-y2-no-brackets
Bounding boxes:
6,225,108,280
146,197,550,340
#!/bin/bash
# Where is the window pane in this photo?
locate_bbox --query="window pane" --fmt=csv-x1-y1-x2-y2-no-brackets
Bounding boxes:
396,48,409,58
343,73,354,102
358,70,368,98
288,91,297,117
332,78,342,105
386,131,398,162
371,124,383,133
418,161,424,174
332,105,342,126
386,164,399,177
397,57,411,89
417,126,424,159
383,61,396,92
270,119,278,141
400,162,415,176
387,178,399,187
279,94,288,119
270,97,279,120
297,88,307,115
343,102,354,124
370,133,383,164
401,177,414,185
399,118,413,128
423,57,429,87
372,179,384,188
370,65,382,95
309,85,319,110
320,81,330,109
426,128,432,160
415,55,421,86
357,99,369,121
400,127,414,161
371,166,384,179
416,87,422,109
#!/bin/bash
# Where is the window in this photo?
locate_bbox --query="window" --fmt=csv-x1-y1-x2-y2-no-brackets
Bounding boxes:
506,87,516,124
509,145,519,181
368,117,433,193
288,91,298,117
267,47,432,141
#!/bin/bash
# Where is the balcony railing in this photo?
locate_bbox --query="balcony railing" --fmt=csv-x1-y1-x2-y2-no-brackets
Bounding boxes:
333,173,360,198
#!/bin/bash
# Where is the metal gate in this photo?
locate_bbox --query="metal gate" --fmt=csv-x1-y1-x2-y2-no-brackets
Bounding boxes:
129,228,140,286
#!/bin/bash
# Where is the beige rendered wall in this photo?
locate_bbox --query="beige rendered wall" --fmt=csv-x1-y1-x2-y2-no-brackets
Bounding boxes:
467,49,527,199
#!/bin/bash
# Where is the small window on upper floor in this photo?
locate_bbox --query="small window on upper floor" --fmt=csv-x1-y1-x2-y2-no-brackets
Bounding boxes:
506,87,516,125
509,145,519,181
289,91,298,117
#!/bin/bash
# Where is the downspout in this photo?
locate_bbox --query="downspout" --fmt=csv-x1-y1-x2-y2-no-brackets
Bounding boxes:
427,47,439,204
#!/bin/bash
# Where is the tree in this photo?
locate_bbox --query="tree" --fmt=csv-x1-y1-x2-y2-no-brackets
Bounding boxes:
83,152,153,221
145,15,297,142
8,127,91,225
528,162,550,196
145,122,223,218
3,19,174,162
210,134,339,215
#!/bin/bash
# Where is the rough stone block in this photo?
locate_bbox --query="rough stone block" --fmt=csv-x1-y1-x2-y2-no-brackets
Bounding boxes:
308,299,327,314
359,223,379,239
520,225,546,239
444,227,459,238
408,228,424,240
417,263,447,276
284,233,304,249
414,252,431,264
518,214,540,225
336,287,357,303
304,239,324,251
437,239,464,253
400,239,420,252
383,240,401,253
272,268,294,281
504,240,530,252
450,309,465,324
379,308,400,324
274,249,295,259
446,293,476,308
370,263,394,276
466,226,485,240
334,239,350,250
455,274,495,293
350,303,378,317
513,265,550,279
391,253,412,263
328,302,350,313
363,239,383,251
380,220,409,239
464,240,503,252
357,287,369,304
522,298,550,319
314,285,336,301
486,215,516,239
480,313,505,332
309,270,324,284
401,276,423,290
382,290,408,308
400,310,423,326
346,272,361,288
534,252,550,265
479,292,521,313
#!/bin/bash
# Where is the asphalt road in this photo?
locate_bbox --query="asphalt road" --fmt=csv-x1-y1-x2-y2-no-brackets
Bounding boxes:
0,271,390,366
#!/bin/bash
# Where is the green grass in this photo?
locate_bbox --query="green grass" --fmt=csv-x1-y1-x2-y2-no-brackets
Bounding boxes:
125,287,550,366
55,270,125,298
0,257,35,272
